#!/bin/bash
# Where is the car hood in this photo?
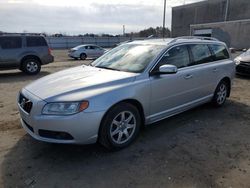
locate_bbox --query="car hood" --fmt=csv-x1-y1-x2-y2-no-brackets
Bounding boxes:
236,51,250,62
24,65,137,101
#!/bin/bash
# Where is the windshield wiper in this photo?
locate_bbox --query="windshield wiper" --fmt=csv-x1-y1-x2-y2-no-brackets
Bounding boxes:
95,66,120,71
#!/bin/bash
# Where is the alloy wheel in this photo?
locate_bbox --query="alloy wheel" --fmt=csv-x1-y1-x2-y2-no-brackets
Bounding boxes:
109,111,136,144
216,83,227,105
26,61,38,73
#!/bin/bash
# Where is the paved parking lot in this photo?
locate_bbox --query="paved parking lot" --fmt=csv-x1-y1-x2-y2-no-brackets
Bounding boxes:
0,50,250,188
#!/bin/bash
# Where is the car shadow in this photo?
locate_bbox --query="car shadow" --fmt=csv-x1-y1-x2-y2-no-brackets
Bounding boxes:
0,71,50,83
1,100,250,187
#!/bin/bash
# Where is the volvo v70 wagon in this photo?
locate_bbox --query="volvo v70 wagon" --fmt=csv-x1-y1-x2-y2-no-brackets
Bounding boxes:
17,37,235,149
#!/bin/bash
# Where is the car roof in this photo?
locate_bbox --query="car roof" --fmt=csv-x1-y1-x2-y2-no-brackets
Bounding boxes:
76,44,100,47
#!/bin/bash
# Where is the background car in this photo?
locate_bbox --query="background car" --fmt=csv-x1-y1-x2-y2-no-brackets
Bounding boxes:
68,44,105,60
234,49,250,76
0,35,54,75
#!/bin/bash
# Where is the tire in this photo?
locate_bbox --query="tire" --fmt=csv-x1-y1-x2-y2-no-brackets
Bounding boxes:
99,102,141,150
80,53,87,60
21,58,41,75
212,80,229,107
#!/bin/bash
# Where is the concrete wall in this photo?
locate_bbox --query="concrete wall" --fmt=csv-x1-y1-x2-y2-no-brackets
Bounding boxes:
190,20,250,49
227,0,250,21
45,36,139,49
172,0,250,37
172,0,227,37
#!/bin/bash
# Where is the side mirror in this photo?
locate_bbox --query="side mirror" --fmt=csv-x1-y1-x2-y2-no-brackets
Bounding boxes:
159,64,177,74
151,64,178,76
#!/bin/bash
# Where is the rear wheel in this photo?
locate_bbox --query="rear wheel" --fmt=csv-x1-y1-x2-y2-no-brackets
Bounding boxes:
80,53,87,60
21,58,41,75
212,81,229,107
99,103,141,150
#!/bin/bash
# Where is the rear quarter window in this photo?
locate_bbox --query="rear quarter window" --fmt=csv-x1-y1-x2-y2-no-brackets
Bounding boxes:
209,44,230,61
0,37,22,49
189,44,213,65
26,37,47,47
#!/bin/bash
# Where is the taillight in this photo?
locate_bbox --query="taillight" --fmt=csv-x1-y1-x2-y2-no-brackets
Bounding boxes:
48,48,52,55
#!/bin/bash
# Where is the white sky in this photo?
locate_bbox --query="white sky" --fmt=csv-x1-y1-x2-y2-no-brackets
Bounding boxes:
0,0,204,35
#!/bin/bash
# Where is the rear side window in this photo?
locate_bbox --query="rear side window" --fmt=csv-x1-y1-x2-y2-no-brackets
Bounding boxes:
26,37,47,47
189,44,213,65
85,46,95,49
209,44,230,61
0,37,22,49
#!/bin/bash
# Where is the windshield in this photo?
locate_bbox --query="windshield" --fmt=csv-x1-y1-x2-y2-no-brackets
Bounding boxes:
91,43,165,73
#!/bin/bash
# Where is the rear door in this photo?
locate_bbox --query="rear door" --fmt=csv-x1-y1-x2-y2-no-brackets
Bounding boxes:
187,43,221,97
25,36,48,58
208,43,231,87
0,36,22,68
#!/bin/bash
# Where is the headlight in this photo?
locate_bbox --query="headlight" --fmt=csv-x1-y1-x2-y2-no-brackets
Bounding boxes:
42,101,89,115
234,58,241,65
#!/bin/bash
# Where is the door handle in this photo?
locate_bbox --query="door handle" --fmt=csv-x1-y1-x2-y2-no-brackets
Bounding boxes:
212,68,218,72
184,74,193,79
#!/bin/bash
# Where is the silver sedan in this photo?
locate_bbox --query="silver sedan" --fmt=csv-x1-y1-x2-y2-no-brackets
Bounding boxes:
68,44,105,60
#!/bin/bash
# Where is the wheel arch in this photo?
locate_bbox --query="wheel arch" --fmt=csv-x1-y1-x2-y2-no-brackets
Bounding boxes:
80,53,87,58
20,55,41,68
98,98,145,137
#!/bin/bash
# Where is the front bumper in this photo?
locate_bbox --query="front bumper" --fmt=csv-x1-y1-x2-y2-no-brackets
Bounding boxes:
18,89,105,144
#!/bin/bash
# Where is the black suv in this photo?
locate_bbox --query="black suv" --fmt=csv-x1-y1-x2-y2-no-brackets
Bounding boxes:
0,35,54,75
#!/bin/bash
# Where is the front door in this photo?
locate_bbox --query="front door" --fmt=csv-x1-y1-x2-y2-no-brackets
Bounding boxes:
149,45,199,122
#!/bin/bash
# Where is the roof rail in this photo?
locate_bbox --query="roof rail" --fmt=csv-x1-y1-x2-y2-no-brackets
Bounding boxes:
170,36,219,43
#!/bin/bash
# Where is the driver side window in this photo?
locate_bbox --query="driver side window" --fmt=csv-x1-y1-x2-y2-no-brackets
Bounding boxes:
155,45,190,70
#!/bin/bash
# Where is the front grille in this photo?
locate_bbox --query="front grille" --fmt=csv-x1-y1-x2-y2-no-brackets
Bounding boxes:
240,62,250,67
237,62,250,74
19,93,33,113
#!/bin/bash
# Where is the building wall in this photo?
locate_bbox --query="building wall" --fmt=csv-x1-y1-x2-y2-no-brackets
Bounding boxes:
227,0,250,21
190,20,250,49
172,0,250,37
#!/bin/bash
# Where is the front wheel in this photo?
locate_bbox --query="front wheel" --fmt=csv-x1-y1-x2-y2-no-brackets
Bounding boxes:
99,103,141,150
212,81,229,107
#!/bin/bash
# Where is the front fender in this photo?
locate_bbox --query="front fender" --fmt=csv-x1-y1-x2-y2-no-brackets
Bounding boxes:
85,78,151,118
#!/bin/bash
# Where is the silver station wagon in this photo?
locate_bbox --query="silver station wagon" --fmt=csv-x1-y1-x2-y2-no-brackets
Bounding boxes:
17,37,235,150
